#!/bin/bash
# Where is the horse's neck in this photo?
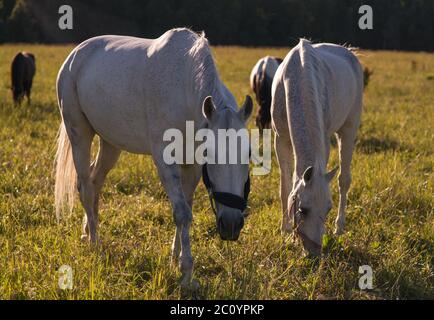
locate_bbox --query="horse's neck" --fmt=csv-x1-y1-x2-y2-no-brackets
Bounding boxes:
290,106,326,175
188,44,237,115
214,82,237,111
289,44,327,177
198,76,237,112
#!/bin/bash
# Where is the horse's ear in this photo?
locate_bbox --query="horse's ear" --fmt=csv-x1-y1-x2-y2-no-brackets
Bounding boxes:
325,167,338,183
202,96,216,120
302,166,314,185
238,95,253,122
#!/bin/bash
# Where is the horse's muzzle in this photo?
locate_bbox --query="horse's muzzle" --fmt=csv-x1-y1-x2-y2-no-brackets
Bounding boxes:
297,230,322,256
217,212,244,241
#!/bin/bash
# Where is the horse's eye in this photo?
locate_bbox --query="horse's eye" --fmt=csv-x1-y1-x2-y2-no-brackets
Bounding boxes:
298,207,309,216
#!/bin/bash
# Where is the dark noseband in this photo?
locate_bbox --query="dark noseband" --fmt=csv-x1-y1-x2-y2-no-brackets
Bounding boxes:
202,163,250,214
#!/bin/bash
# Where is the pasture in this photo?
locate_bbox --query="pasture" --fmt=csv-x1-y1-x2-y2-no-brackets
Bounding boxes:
0,44,432,299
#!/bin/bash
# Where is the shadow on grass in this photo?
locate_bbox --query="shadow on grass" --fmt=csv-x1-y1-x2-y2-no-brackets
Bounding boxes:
356,137,410,154
114,179,167,200
130,254,180,297
376,268,434,299
322,232,433,299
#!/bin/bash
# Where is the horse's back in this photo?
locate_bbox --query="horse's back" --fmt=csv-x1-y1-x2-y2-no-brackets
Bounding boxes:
57,29,205,154
11,52,24,80
58,29,201,96
314,43,362,75
11,52,36,102
313,43,363,93
272,40,363,136
12,52,35,79
279,41,362,89
250,56,280,89
313,43,363,130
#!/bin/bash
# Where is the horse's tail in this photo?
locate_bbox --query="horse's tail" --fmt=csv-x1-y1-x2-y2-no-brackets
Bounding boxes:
55,119,77,219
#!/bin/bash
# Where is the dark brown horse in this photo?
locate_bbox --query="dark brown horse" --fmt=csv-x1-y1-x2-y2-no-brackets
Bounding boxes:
11,52,36,104
250,56,283,130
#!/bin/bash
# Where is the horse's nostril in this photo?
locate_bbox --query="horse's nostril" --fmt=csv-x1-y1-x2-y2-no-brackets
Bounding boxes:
217,214,244,241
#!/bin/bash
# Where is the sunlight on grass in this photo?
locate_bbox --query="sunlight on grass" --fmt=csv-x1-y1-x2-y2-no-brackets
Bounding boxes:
0,45,432,299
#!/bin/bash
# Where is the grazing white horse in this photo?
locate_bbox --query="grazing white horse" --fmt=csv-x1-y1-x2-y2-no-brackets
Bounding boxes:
55,28,253,290
250,56,283,130
271,39,363,256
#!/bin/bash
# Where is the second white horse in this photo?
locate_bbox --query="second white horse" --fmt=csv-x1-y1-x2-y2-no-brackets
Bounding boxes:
271,39,363,256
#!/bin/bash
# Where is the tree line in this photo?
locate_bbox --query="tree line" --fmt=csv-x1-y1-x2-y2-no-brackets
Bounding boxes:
1,0,433,51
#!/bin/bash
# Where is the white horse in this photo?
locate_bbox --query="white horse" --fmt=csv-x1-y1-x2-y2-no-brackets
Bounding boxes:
250,56,283,130
55,28,253,290
271,39,363,256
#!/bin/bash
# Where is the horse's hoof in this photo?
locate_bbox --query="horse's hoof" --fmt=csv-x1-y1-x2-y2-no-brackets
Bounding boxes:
334,228,344,236
81,234,99,247
180,279,200,298
281,229,293,236
281,224,293,235
191,279,200,292
281,233,293,244
90,237,99,247
170,255,179,267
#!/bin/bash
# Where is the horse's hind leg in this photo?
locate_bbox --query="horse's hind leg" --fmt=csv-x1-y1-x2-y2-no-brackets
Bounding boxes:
13,84,24,105
24,79,33,104
61,97,98,243
335,123,359,235
82,138,121,240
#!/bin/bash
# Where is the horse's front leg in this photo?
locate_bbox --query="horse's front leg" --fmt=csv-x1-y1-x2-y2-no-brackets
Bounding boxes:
171,165,202,265
335,126,358,235
153,156,196,291
274,134,293,234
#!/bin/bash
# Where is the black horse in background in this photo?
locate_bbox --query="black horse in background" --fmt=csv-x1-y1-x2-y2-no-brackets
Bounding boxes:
11,52,36,104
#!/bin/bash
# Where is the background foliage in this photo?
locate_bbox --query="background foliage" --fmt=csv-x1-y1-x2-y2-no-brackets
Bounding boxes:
0,0,433,51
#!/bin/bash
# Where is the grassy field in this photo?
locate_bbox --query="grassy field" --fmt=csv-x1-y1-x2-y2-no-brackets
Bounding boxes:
0,44,432,300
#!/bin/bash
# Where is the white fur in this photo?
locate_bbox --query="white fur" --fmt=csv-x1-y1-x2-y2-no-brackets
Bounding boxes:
271,39,363,254
55,28,252,290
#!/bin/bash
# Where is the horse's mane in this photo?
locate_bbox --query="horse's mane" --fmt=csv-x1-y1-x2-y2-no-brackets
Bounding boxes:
188,31,233,110
341,43,361,57
291,39,327,170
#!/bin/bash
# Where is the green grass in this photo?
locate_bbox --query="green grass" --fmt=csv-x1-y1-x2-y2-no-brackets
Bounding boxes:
0,44,433,299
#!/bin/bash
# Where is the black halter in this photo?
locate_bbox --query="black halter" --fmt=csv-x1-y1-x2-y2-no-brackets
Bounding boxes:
202,163,250,214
